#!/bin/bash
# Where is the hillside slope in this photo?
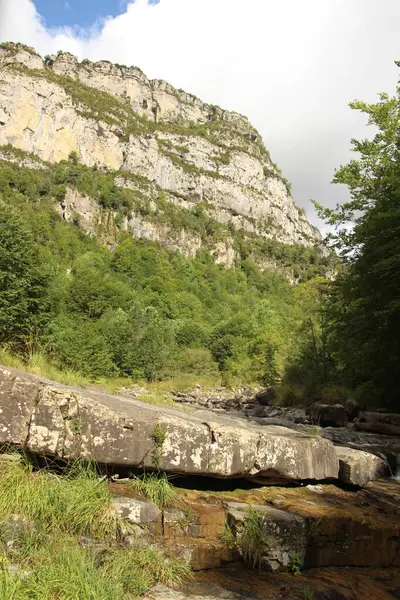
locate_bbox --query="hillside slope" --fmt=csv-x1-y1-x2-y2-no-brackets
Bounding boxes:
0,42,329,278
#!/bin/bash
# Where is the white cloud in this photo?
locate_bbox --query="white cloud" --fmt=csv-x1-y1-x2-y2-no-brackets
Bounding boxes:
0,0,399,229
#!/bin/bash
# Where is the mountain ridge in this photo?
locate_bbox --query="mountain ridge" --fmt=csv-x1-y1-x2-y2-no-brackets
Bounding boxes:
0,41,330,281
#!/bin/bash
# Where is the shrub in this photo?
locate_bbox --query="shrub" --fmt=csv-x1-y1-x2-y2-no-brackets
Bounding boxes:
275,383,305,407
320,385,348,405
178,348,219,377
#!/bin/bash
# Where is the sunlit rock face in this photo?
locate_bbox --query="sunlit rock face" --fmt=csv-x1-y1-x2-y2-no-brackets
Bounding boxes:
0,365,339,481
0,42,323,274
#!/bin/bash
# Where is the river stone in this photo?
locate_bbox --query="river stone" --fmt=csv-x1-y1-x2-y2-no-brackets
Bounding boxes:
111,496,161,525
306,403,346,427
335,446,387,486
0,365,341,482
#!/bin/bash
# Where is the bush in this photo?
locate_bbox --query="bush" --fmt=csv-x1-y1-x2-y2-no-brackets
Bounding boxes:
178,348,219,376
320,385,348,405
275,383,305,407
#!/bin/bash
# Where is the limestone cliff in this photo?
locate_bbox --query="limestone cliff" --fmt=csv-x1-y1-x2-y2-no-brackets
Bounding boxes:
0,42,325,275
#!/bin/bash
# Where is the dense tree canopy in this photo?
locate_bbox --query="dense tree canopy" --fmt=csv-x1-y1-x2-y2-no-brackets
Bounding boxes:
314,64,400,409
0,150,322,385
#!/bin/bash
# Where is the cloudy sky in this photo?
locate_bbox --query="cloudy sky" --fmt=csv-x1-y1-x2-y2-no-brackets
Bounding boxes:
0,0,399,230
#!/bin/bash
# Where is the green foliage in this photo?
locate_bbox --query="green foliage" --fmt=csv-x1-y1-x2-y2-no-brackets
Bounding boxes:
289,551,303,575
0,151,330,386
314,66,400,410
128,473,177,509
0,201,50,346
151,423,167,468
0,457,190,599
0,41,39,56
239,508,272,570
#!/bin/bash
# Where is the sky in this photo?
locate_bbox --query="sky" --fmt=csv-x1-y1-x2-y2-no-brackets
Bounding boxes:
0,0,399,231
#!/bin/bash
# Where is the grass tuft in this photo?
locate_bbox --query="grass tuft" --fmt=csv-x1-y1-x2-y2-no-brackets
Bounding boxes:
128,473,177,509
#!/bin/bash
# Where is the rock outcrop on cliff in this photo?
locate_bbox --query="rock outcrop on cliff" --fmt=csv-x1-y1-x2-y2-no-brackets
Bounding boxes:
0,42,328,276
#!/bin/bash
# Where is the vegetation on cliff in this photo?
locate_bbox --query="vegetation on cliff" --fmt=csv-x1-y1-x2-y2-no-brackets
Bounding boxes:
0,149,329,386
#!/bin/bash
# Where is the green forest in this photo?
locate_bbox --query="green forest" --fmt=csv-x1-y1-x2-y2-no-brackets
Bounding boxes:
0,69,399,411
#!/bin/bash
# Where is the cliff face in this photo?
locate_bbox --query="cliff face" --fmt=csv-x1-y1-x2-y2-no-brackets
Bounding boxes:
0,42,322,272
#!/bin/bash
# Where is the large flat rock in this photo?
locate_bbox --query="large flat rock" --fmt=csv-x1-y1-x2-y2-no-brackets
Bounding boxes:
0,365,340,481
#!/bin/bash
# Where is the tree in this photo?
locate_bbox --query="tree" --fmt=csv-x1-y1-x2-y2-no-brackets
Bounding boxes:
0,201,50,347
314,64,400,409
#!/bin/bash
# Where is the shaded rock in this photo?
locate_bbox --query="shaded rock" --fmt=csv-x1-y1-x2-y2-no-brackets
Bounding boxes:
111,496,161,525
142,582,242,599
306,403,346,428
255,387,275,406
323,426,400,474
358,412,400,427
343,399,360,422
354,421,400,436
336,446,387,486
354,411,400,436
0,365,339,482
226,502,307,572
315,591,347,600
164,538,234,571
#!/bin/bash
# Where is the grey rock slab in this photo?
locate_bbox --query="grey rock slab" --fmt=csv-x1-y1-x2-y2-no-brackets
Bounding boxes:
0,365,339,481
335,446,387,486
0,367,39,445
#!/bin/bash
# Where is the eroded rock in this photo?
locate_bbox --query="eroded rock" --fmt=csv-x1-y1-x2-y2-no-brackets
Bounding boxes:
335,446,387,486
0,365,340,483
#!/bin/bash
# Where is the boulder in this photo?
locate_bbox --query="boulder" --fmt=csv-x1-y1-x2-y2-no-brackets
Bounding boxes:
0,365,339,482
306,403,346,428
322,426,400,474
335,447,387,486
344,399,360,422
255,387,275,406
354,411,400,436
111,496,161,525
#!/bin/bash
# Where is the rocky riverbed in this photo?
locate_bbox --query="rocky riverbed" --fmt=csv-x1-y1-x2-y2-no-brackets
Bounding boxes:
1,365,399,599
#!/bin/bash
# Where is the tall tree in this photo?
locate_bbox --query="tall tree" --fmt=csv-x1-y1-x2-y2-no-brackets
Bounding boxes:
315,63,400,409
0,200,50,348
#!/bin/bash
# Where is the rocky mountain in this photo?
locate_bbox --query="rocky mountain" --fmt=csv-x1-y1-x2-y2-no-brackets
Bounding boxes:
0,42,329,278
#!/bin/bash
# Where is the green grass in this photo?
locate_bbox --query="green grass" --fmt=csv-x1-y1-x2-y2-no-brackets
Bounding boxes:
0,457,118,539
224,508,272,570
26,352,88,387
128,473,178,509
0,535,190,600
0,457,191,599
104,544,190,594
306,425,322,437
